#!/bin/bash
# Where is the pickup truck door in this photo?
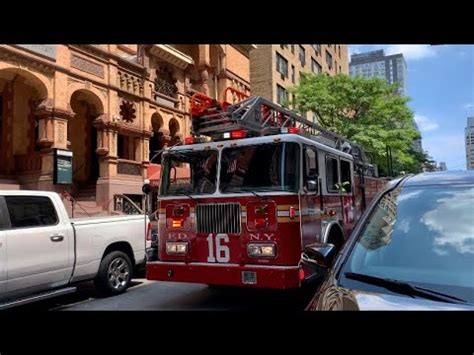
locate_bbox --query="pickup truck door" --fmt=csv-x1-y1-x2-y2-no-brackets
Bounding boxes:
3,195,72,295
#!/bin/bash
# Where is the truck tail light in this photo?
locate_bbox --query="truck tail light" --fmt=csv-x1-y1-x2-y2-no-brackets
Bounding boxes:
166,204,190,230
299,268,305,281
281,127,300,134
230,130,246,139
185,136,194,144
254,217,268,229
146,222,152,241
254,204,269,229
246,201,276,232
171,218,183,228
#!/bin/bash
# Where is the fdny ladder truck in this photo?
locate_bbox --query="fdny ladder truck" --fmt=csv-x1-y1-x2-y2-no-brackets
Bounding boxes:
146,90,385,289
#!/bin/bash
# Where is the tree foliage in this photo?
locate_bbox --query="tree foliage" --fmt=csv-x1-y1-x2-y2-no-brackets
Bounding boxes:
289,74,422,176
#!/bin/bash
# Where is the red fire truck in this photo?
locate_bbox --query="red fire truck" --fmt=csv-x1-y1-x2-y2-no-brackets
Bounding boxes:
146,92,386,289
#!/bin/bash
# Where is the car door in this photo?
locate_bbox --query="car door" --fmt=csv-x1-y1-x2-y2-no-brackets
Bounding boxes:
4,195,71,296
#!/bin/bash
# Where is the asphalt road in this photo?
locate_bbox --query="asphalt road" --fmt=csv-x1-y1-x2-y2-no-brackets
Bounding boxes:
14,276,319,311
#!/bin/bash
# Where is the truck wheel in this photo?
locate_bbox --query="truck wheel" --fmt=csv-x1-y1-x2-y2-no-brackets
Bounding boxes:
95,251,132,296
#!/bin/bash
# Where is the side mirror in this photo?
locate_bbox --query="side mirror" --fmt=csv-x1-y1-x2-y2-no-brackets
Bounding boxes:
302,242,336,268
142,182,152,195
306,179,318,192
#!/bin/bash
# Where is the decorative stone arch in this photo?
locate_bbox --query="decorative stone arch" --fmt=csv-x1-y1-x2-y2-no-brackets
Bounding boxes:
68,88,106,185
169,117,180,137
148,111,168,163
0,66,52,175
168,118,182,147
0,64,51,100
151,112,164,132
67,82,107,115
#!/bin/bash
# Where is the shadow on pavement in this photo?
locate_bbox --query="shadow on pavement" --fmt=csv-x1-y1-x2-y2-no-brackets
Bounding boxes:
12,279,147,311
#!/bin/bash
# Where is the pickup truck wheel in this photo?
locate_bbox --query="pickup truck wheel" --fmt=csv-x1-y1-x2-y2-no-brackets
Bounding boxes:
95,251,132,296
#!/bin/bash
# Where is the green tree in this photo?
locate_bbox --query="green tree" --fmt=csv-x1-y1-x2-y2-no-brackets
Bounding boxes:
289,73,421,176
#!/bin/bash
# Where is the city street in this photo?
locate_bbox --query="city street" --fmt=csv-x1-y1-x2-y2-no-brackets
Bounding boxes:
15,275,319,311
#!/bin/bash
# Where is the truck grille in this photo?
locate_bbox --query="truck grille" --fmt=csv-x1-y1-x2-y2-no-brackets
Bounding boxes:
196,203,241,234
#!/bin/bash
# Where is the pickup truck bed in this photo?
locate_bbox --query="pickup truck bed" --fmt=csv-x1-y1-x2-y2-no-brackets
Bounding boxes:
0,190,150,309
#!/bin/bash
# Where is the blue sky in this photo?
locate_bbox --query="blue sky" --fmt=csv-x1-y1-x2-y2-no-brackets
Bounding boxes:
349,45,474,170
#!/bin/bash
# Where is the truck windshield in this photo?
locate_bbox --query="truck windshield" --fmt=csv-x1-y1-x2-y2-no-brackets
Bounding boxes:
160,150,218,196
220,142,300,193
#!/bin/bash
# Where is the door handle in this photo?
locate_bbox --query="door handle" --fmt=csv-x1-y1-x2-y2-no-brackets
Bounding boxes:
50,234,65,242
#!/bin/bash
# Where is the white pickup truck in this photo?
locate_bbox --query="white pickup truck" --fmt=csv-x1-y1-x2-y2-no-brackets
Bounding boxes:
0,190,150,309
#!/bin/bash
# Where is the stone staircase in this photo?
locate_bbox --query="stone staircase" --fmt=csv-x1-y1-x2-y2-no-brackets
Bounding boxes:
65,183,110,218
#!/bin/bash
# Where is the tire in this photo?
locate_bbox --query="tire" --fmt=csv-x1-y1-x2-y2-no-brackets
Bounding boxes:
94,251,133,296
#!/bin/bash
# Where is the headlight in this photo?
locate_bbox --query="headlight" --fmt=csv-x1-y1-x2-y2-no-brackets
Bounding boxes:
166,241,188,255
247,243,276,258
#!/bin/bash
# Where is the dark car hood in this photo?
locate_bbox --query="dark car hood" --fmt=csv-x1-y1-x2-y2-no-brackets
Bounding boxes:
311,285,474,310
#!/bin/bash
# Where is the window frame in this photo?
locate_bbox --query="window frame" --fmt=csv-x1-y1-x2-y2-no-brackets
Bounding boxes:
325,154,340,194
311,58,322,74
326,50,333,69
299,45,306,66
276,52,289,78
303,145,320,191
340,158,353,194
276,84,289,105
3,195,60,230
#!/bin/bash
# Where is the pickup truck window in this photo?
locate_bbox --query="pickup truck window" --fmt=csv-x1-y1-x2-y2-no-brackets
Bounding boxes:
4,196,58,229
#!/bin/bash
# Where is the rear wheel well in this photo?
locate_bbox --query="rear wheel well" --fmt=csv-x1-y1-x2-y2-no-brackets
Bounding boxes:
102,242,135,267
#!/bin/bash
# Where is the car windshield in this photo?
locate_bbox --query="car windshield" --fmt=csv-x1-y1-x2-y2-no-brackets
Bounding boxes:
219,142,300,193
160,150,218,195
341,185,474,304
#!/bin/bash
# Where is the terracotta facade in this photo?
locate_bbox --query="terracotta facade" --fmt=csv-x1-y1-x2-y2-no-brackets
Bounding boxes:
0,44,253,214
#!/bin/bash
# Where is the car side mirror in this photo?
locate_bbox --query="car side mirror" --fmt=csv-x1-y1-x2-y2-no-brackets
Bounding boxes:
302,242,336,268
306,179,318,192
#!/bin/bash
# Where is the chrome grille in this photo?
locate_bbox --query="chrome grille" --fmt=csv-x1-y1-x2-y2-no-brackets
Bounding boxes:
196,203,241,234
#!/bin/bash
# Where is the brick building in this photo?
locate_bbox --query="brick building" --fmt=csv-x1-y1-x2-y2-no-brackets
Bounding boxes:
0,44,253,215
250,44,348,117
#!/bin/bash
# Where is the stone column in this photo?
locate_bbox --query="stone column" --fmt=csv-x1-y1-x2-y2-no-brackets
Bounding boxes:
33,99,55,152
199,65,210,96
93,114,110,157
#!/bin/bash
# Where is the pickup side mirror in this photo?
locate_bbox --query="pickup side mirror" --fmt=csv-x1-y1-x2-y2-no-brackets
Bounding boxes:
301,242,336,268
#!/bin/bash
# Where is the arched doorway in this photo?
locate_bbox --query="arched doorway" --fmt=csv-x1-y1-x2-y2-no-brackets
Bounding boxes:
149,112,164,163
169,118,181,146
0,68,48,175
69,90,104,188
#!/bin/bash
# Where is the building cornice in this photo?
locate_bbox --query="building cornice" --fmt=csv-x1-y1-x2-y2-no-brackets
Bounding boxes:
148,45,194,70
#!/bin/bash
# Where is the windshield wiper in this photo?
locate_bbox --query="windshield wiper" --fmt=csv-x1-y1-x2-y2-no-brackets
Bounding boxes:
173,190,196,202
248,190,263,199
344,272,467,304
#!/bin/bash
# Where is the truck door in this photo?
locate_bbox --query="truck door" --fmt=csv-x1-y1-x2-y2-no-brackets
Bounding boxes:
4,195,71,295
300,146,322,246
340,159,356,235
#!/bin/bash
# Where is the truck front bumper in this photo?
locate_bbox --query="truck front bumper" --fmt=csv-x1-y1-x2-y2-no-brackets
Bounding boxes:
146,261,301,289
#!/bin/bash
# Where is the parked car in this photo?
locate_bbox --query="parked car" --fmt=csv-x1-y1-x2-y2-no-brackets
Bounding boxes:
305,171,474,310
0,190,151,309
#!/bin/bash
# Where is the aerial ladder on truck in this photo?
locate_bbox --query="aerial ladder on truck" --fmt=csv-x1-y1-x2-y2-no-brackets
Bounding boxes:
189,88,376,174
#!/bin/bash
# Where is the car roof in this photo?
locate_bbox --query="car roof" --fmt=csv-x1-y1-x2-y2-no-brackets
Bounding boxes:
400,170,474,187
